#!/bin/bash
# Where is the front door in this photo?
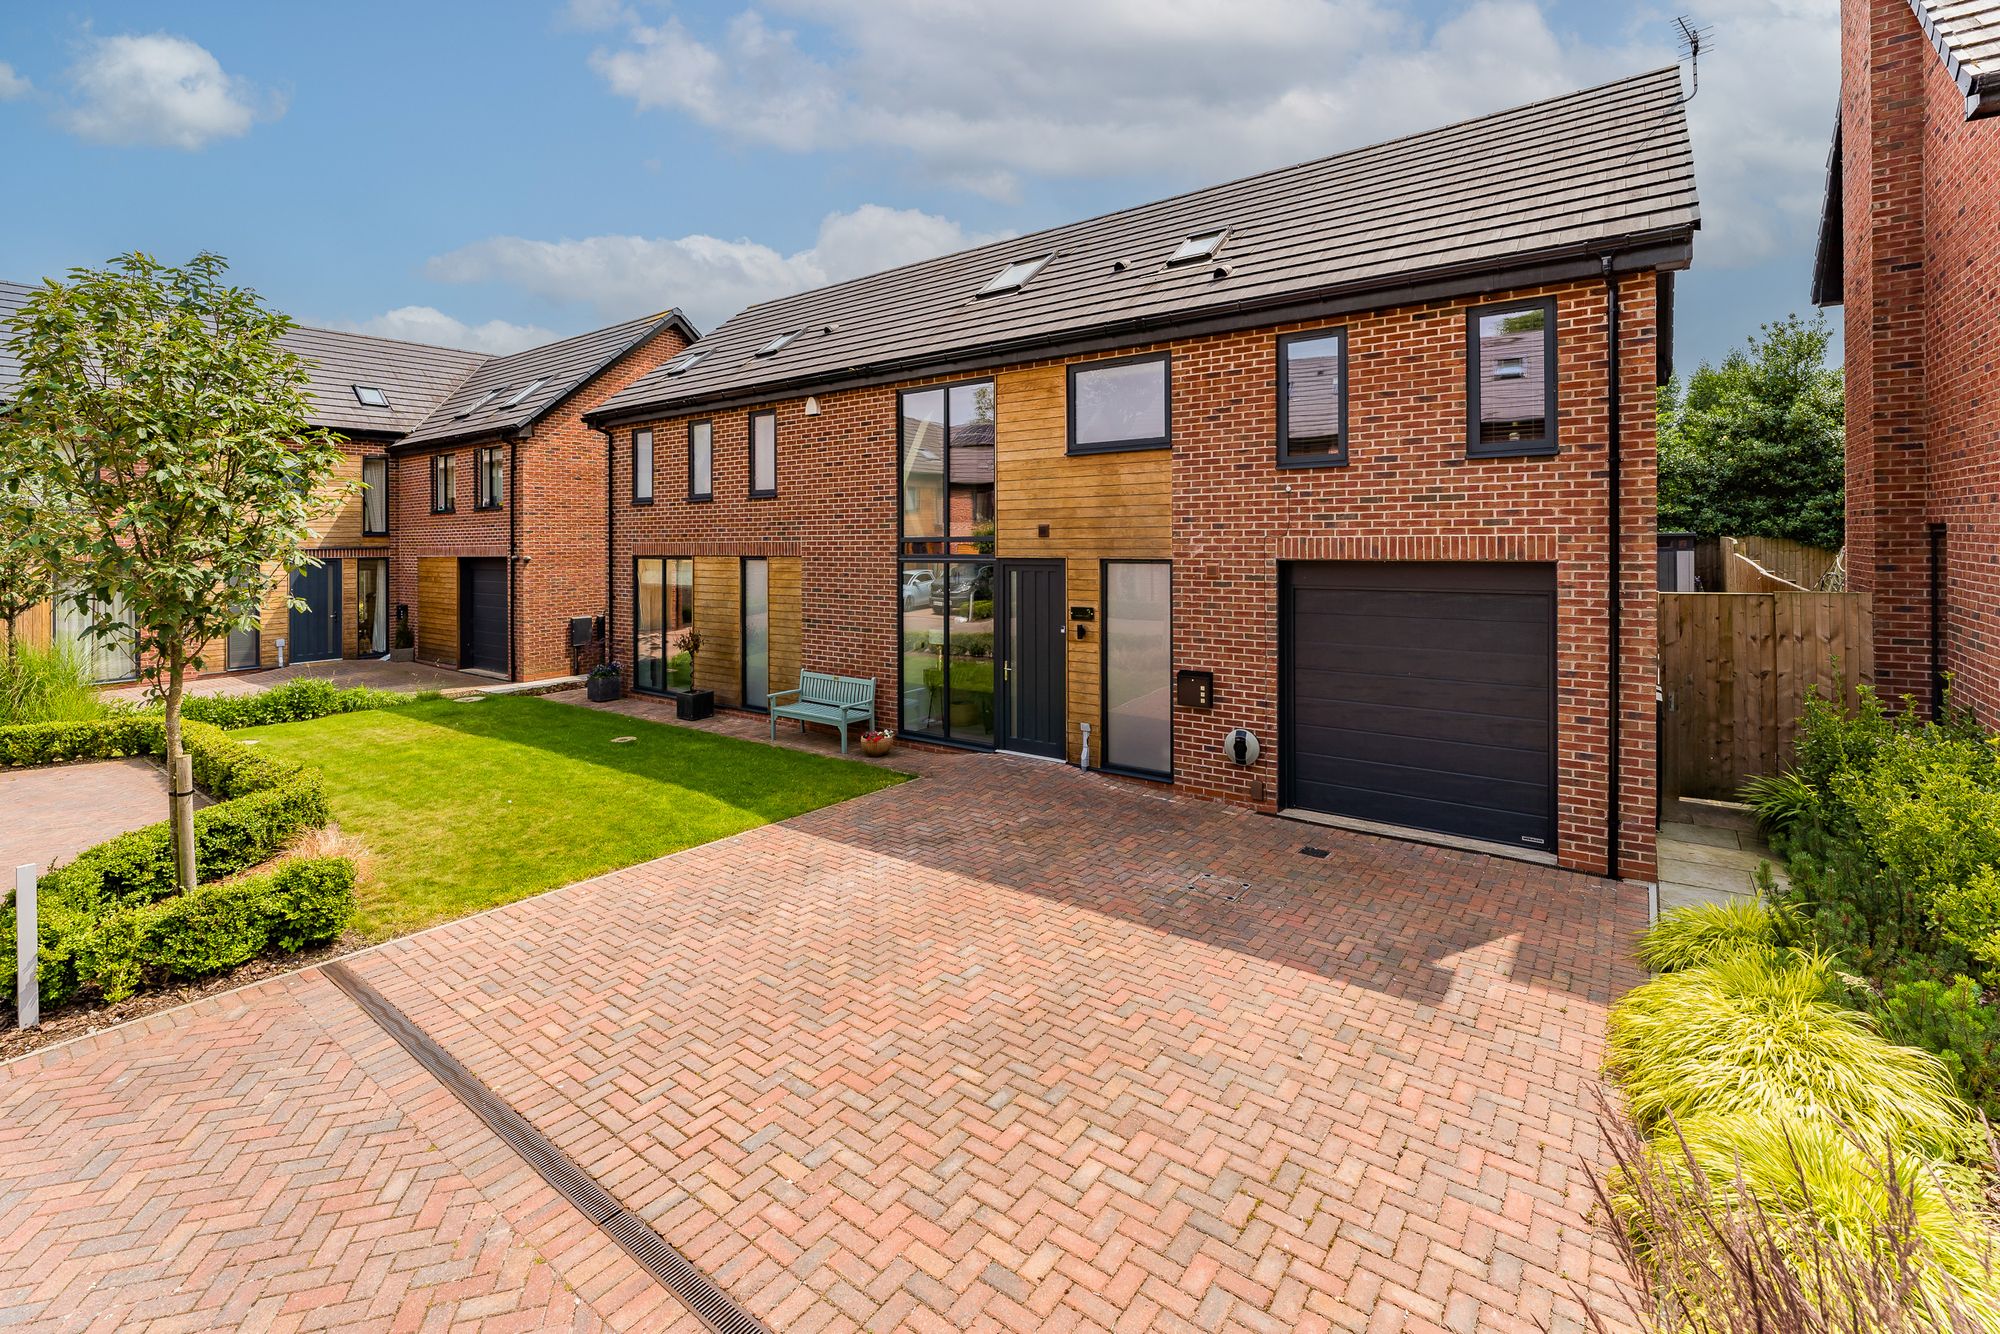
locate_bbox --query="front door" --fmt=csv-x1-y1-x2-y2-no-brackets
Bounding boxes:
288,560,341,663
1000,561,1066,758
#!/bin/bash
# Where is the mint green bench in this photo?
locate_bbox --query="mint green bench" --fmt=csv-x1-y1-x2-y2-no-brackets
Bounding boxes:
768,671,876,753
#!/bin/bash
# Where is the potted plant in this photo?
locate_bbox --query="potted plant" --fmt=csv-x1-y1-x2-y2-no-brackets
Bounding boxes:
674,629,714,720
587,660,623,702
390,622,415,663
860,727,894,758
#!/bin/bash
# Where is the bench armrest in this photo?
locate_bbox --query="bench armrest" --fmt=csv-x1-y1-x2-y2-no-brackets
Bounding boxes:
767,687,802,705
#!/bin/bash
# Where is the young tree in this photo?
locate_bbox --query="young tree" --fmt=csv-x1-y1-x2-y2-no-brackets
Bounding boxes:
1658,314,1846,550
0,253,344,889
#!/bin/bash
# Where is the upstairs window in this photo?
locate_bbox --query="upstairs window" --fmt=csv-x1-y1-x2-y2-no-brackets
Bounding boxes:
663,349,704,376
688,420,713,500
899,380,995,554
634,429,654,503
476,446,504,509
503,379,546,407
454,388,501,420
1167,228,1229,265
1468,298,1557,457
755,330,801,358
749,410,777,497
1277,329,1347,467
352,384,389,408
1068,352,1170,454
978,253,1052,296
430,453,455,513
362,456,389,535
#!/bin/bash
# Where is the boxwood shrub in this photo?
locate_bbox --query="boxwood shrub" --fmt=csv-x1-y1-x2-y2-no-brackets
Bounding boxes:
173,678,434,730
0,714,345,1008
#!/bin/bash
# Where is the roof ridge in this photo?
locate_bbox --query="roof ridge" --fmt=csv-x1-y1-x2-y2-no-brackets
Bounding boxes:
287,322,497,360
730,66,1686,320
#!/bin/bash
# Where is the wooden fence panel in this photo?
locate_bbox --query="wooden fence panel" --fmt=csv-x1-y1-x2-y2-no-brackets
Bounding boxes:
1659,591,1874,801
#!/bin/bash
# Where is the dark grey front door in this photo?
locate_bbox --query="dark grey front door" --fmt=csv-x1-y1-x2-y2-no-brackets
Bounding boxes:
288,560,340,663
1281,561,1556,851
460,558,508,675
1000,562,1066,759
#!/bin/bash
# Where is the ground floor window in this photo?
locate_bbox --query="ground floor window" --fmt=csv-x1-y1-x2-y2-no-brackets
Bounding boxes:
1103,561,1172,777
742,558,770,709
635,557,695,693
53,588,138,683
357,558,389,655
900,559,995,746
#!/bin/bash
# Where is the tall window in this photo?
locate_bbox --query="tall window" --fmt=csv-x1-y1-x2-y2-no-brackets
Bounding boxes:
688,420,712,500
430,453,455,513
634,429,654,503
1068,353,1169,454
899,380,995,555
742,557,770,708
361,456,389,535
1467,297,1557,456
635,557,696,694
1102,562,1173,777
476,446,504,509
748,410,776,497
1277,330,1347,467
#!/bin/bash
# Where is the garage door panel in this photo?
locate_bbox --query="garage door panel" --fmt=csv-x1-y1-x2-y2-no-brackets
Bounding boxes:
1283,561,1555,851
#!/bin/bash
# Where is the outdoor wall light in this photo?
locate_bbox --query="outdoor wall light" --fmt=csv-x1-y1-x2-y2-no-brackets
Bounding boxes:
1222,728,1259,766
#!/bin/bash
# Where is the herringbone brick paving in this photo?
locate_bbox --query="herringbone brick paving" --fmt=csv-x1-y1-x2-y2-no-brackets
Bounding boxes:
0,695,1645,1331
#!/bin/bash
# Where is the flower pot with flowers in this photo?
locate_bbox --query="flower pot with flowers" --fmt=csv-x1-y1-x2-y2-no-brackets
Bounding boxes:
860,728,894,757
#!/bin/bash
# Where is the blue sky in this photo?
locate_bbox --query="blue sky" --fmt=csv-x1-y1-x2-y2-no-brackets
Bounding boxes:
0,0,1840,369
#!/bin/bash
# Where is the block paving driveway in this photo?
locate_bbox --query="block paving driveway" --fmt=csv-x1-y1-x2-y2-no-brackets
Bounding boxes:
0,702,1645,1332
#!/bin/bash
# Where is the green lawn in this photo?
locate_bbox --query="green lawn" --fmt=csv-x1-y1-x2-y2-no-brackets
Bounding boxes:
240,695,908,939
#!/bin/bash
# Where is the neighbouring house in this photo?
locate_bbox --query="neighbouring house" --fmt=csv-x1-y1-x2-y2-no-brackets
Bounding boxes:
587,69,1698,881
0,278,696,685
1813,0,2000,715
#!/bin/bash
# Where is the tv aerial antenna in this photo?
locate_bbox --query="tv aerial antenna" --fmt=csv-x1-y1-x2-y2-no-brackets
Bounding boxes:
1675,16,1714,102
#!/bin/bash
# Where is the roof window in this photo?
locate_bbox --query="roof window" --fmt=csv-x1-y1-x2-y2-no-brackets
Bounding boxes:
978,253,1053,296
1167,228,1230,265
755,330,802,358
662,349,705,376
352,384,389,408
454,388,503,419
503,378,546,407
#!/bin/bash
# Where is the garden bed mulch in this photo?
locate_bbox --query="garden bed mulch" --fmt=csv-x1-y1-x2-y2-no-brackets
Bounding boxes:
0,930,366,1062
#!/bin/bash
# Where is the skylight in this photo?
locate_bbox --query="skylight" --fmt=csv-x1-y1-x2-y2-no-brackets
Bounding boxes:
503,379,546,407
1167,228,1230,265
352,384,389,408
454,388,503,419
662,349,704,376
755,330,802,358
979,254,1053,296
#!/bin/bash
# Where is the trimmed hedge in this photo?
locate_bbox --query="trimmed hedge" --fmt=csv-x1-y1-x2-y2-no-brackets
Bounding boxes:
0,714,340,1008
174,679,434,730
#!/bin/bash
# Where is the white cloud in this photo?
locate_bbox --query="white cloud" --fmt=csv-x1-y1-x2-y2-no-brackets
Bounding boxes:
0,61,30,100
426,204,1004,329
334,306,557,355
61,33,279,150
584,0,1839,267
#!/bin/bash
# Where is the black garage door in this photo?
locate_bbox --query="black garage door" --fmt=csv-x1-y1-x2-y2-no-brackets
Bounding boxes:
1282,562,1555,851
460,558,508,675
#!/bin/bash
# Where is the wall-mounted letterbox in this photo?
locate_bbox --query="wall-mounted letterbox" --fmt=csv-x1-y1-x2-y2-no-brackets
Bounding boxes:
1176,670,1215,710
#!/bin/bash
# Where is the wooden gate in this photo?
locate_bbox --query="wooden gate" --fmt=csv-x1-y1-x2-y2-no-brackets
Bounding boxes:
1658,591,1874,801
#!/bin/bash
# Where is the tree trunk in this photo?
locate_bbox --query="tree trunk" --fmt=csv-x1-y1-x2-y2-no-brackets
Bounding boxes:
164,651,197,892
3,613,15,663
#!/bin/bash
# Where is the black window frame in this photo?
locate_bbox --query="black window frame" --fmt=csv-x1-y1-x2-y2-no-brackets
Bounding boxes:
632,555,696,696
687,419,713,502
430,452,455,514
747,409,777,499
361,455,390,536
896,376,996,556
475,446,505,510
1276,328,1350,469
1099,558,1174,782
740,555,771,712
633,428,654,505
1466,296,1559,459
1066,351,1171,455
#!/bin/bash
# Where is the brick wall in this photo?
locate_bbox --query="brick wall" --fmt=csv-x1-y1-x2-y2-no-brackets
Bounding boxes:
608,273,1662,880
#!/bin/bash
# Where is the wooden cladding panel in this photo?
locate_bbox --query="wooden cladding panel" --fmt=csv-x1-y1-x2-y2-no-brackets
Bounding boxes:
1658,592,1875,800
1065,562,1100,766
693,556,741,705
418,557,459,667
770,557,802,694
991,365,1171,560
316,450,388,550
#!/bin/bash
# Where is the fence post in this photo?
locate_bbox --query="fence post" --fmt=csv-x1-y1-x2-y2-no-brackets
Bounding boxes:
15,864,36,1030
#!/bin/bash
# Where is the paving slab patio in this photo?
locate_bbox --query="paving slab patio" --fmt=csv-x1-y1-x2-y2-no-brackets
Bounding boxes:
0,695,1647,1332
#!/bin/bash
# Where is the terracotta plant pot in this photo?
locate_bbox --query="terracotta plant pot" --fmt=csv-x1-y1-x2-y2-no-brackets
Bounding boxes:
860,733,894,757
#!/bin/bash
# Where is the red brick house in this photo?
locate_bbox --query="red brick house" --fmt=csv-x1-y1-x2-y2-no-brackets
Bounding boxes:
1814,0,2000,715
587,70,1699,881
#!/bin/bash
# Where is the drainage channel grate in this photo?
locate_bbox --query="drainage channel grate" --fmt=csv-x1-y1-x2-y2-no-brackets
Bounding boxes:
323,962,770,1334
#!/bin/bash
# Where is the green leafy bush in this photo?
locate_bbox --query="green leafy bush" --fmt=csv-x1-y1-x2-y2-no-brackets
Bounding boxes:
1873,974,2000,1119
1607,948,1979,1160
1637,899,1794,973
0,642,106,726
174,679,432,729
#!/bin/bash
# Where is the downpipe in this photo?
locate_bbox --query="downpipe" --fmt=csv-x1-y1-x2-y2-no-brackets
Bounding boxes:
1602,256,1624,882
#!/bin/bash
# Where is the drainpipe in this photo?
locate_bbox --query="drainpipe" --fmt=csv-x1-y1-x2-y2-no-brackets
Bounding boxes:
1929,522,1946,717
1602,256,1624,882
508,438,520,683
602,425,616,673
